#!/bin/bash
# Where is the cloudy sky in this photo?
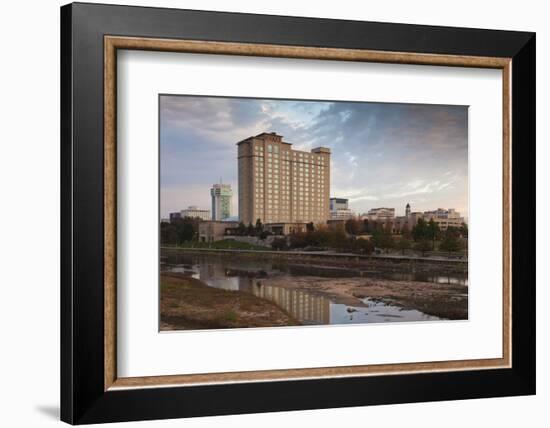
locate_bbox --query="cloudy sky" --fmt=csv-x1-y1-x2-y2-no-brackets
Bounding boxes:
160,95,468,219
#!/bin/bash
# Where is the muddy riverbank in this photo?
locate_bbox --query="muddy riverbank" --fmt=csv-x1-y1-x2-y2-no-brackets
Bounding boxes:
256,276,467,320
161,272,300,330
161,251,468,328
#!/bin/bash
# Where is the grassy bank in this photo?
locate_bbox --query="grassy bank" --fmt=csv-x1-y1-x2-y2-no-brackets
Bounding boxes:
160,272,300,330
162,246,468,274
168,239,268,251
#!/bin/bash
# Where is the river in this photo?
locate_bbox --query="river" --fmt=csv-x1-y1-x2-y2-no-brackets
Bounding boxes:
162,252,468,326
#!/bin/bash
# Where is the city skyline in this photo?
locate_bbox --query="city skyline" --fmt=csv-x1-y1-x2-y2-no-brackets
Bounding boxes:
160,95,468,219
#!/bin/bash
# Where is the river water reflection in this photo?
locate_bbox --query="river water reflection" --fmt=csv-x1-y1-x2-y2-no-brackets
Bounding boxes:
163,253,467,325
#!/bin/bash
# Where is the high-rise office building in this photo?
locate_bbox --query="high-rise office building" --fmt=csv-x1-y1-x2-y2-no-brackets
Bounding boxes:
210,183,233,220
237,132,331,225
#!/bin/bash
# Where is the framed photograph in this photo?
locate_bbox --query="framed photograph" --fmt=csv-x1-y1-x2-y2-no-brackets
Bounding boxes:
60,2,535,424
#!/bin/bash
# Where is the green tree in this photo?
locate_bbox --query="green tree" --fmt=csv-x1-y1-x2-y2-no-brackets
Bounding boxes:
352,238,374,255
460,222,468,238
445,226,461,239
439,235,462,254
160,222,178,245
362,219,371,233
289,232,308,248
371,229,394,252
168,216,199,244
412,218,428,241
414,239,432,256
396,237,412,255
327,229,349,250
440,228,464,255
311,229,327,247
247,222,255,236
237,222,247,236
255,218,264,235
427,219,441,250
370,229,383,248
177,222,194,243
345,218,362,235
306,222,315,232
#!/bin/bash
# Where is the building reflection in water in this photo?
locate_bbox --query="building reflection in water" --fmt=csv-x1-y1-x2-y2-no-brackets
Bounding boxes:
164,254,457,325
192,261,330,324
238,277,331,325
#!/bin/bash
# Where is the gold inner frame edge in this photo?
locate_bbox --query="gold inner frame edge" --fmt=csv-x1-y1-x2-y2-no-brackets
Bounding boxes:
104,36,512,391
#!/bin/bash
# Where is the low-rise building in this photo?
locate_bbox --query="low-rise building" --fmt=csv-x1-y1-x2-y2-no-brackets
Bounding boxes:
198,221,239,242
365,207,395,221
181,205,211,221
377,204,467,233
423,208,461,220
393,208,424,233
409,212,425,226
264,222,308,235
428,217,466,231
423,208,465,231
169,212,182,223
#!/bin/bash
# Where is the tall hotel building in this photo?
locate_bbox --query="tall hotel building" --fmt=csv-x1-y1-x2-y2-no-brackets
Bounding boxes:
237,132,330,225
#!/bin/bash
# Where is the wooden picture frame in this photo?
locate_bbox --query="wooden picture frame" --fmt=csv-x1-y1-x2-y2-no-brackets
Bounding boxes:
61,2,535,424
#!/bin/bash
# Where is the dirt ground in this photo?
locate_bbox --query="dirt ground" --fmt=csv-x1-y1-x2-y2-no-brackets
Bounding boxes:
160,272,300,330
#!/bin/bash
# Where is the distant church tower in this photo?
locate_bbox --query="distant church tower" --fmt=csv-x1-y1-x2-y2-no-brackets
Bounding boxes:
405,203,411,217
